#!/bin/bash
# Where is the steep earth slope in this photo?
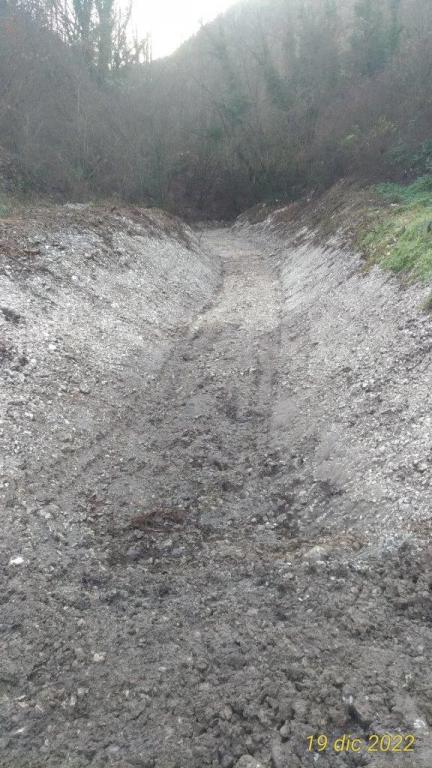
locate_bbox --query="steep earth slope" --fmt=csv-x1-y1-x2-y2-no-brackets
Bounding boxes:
1,207,432,768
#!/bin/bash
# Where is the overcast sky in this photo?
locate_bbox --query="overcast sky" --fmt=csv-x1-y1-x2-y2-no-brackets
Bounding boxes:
130,0,236,59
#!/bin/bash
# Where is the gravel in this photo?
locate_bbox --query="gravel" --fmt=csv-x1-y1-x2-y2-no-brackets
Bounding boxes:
0,206,431,767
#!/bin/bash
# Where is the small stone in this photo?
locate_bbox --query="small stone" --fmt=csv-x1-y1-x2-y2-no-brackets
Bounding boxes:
126,546,143,562
271,741,300,768
293,699,309,720
93,652,106,663
220,704,233,720
0,660,20,683
220,754,235,768
346,695,374,728
303,545,330,563
270,742,285,768
413,718,428,732
9,556,25,566
235,757,264,768
278,698,294,721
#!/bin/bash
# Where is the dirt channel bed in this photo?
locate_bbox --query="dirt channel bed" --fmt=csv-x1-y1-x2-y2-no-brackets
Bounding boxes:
1,208,432,768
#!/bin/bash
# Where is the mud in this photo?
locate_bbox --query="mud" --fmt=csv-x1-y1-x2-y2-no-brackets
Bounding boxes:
1,214,432,768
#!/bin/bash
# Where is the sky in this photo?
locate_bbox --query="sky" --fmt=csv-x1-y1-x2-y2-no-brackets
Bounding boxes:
129,0,236,59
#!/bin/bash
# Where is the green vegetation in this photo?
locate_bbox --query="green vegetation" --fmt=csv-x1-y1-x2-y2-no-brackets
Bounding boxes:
360,177,432,282
375,176,432,206
2,0,432,218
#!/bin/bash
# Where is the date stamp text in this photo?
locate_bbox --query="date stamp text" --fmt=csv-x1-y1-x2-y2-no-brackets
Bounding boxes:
307,733,415,754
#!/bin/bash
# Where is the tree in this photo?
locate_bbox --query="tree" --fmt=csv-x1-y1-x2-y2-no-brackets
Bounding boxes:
350,0,401,77
94,0,113,75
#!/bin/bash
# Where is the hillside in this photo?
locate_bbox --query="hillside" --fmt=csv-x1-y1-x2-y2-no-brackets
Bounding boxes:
1,0,432,217
149,0,432,217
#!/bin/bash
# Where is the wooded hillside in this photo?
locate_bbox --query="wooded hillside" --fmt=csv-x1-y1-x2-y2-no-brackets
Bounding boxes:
1,0,432,217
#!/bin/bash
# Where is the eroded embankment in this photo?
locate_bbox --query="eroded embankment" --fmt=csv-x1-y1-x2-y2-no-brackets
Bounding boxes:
236,194,432,552
0,204,220,556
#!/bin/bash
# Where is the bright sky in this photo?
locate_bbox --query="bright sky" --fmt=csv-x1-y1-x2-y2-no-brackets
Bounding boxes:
130,0,236,59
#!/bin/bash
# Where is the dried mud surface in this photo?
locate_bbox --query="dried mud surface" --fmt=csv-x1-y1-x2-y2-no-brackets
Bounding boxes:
1,213,432,768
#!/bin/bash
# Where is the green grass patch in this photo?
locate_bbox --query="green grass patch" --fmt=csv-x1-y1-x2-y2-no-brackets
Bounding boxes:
359,176,432,282
376,175,432,206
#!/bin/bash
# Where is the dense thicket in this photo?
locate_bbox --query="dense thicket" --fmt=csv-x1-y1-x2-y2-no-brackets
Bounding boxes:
1,0,432,217
0,0,152,198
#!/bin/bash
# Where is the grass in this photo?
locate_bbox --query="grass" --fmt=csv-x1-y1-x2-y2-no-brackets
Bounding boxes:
359,176,432,283
375,175,432,206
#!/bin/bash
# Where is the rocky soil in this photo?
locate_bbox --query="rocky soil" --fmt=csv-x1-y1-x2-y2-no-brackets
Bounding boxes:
1,204,432,768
